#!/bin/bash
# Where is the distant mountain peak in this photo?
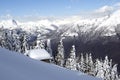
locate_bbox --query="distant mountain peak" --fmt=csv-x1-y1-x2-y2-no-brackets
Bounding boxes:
12,19,17,26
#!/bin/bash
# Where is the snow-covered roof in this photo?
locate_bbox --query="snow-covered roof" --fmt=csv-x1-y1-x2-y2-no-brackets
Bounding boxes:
0,47,102,80
26,49,52,60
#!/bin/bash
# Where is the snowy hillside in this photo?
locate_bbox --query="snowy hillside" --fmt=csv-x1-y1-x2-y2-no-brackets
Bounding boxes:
0,47,101,80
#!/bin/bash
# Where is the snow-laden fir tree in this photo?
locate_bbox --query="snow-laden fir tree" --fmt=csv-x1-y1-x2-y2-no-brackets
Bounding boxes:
77,53,94,75
111,64,119,80
95,59,105,79
88,53,94,75
11,30,22,52
3,30,13,50
13,36,21,52
35,40,41,49
94,56,119,80
102,56,118,80
35,35,45,49
77,53,85,72
0,30,7,48
65,45,77,70
55,39,64,67
103,56,111,80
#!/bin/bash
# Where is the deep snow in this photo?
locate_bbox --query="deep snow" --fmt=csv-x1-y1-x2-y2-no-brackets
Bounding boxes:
0,47,102,80
25,49,52,60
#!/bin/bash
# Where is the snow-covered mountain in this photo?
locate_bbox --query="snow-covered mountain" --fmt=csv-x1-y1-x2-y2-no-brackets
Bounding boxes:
0,47,101,80
0,10,120,41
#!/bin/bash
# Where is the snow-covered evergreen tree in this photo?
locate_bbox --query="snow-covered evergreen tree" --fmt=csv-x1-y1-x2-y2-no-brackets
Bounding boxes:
55,39,64,67
103,56,111,80
65,45,76,70
111,64,119,80
95,59,104,79
77,53,85,72
94,56,119,80
35,35,45,49
4,30,13,50
88,53,94,75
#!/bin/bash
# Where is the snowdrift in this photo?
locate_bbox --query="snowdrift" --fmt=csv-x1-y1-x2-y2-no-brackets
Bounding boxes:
25,49,52,60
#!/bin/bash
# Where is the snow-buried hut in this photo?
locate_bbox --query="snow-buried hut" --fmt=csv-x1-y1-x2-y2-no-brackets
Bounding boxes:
25,49,52,63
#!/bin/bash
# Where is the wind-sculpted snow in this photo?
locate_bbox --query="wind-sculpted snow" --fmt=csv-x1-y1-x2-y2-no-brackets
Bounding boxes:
0,47,102,80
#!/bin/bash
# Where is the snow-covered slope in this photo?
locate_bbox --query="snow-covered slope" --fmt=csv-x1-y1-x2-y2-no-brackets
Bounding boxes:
0,47,102,80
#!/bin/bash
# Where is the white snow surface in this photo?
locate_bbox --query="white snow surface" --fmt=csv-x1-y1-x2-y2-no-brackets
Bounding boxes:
0,47,102,80
26,49,52,60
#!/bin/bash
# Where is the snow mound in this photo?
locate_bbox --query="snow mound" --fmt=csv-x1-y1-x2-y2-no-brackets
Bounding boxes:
26,49,52,60
0,47,102,80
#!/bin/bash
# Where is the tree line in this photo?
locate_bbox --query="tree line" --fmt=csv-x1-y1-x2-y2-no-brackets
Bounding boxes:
54,39,119,80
